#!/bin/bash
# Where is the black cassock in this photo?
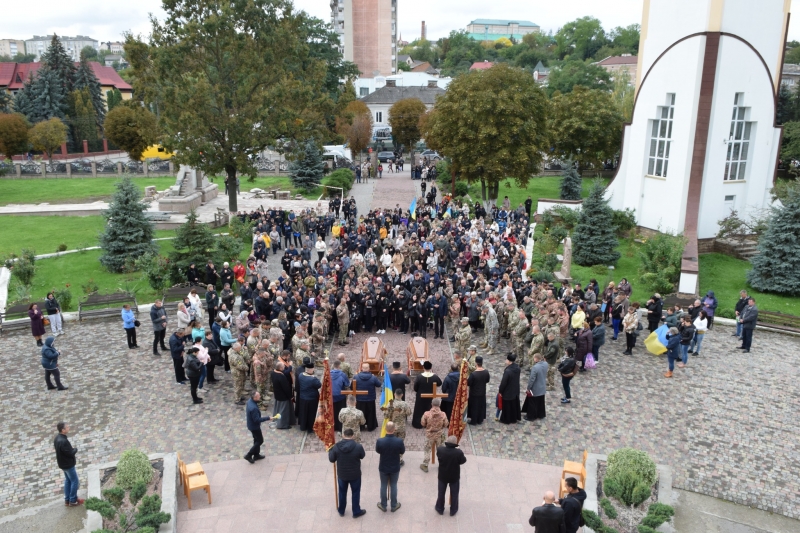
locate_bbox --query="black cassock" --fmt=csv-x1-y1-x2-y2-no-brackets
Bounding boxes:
412,373,442,428
467,369,490,425
498,363,521,424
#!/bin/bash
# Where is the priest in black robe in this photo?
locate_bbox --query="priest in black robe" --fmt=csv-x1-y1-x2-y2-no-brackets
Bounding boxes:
467,356,490,425
296,357,321,432
354,363,383,431
498,353,521,424
412,361,442,428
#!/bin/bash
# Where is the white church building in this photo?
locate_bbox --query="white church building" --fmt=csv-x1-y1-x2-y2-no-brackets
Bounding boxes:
605,0,789,294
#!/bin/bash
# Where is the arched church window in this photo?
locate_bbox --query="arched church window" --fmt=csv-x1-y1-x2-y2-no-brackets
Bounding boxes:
647,93,675,178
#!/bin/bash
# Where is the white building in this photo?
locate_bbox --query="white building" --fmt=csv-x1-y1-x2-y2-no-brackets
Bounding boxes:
25,35,99,61
0,39,26,58
355,72,451,97
359,79,444,129
605,0,788,294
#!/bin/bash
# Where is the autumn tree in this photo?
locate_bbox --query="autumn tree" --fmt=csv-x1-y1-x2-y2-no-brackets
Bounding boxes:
388,97,427,159
104,104,158,161
29,118,67,162
549,85,624,171
337,100,372,165
0,113,29,157
421,63,549,208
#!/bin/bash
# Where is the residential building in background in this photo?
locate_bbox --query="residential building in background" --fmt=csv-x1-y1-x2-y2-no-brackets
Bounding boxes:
0,61,131,100
470,60,494,71
103,41,125,54
781,63,800,86
331,0,397,76
465,19,540,41
25,35,99,61
360,79,444,136
0,39,26,58
594,54,638,83
355,72,451,98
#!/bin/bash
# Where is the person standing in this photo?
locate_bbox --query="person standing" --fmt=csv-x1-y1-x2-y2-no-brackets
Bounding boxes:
558,348,577,405
271,361,295,429
663,327,681,378
244,391,273,463
621,305,639,356
529,491,566,533
434,435,467,516
121,304,138,349
184,347,204,404
386,389,412,466
590,316,605,362
45,292,64,336
420,398,449,472
337,296,350,346
440,363,460,420
522,354,547,422
339,395,367,443
150,300,168,355
739,297,759,353
331,360,350,432
388,361,411,397
41,337,68,391
467,356,490,425
543,333,560,391
412,361,442,428
229,342,249,405
701,290,718,330
206,285,219,328
646,294,663,333
354,363,382,431
297,357,322,432
328,428,367,518
690,310,708,356
559,477,587,533
169,329,187,385
498,353,521,423
733,290,749,338
29,303,46,347
54,422,83,506
375,421,404,513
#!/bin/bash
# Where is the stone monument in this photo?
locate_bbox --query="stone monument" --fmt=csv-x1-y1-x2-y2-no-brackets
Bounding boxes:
554,236,572,283
158,165,218,213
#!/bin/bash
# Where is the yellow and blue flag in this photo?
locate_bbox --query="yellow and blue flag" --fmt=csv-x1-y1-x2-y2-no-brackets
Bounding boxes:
644,324,670,355
410,197,417,220
379,363,394,437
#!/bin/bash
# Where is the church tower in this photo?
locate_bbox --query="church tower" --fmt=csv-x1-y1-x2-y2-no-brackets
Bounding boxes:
605,0,790,294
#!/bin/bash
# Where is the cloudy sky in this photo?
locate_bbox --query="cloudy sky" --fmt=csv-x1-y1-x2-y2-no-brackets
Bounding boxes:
1,0,798,44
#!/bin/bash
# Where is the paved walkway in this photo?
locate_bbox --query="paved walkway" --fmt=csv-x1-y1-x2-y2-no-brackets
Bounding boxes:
175,451,561,533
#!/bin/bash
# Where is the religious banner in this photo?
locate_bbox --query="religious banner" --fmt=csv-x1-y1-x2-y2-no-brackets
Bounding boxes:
447,359,469,443
313,357,335,450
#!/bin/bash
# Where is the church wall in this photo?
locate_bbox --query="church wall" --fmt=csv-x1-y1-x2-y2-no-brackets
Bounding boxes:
721,0,788,86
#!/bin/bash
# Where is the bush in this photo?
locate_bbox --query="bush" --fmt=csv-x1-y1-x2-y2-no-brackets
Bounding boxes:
641,502,675,529
637,526,658,533
604,470,651,507
631,481,652,506
228,216,255,245
136,253,172,293
85,481,170,533
600,497,617,519
607,448,658,486
53,285,73,311
528,270,555,284
57,243,68,252
115,449,153,490
453,180,469,197
582,510,603,530
322,168,354,196
11,249,36,287
637,231,686,295
612,208,636,237
435,158,451,184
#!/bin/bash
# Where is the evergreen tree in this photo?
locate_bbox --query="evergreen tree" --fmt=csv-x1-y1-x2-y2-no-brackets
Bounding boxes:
12,75,36,120
40,34,76,93
106,88,123,111
572,179,621,266
170,208,217,272
25,66,69,123
560,159,582,200
74,56,106,127
747,186,800,295
777,83,793,125
99,176,157,272
68,88,98,149
0,90,10,113
289,138,325,192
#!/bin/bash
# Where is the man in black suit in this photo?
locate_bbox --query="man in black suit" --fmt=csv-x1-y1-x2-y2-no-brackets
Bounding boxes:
529,490,565,532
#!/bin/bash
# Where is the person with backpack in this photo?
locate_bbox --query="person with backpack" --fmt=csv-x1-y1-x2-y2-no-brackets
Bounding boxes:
559,477,587,533
558,347,577,404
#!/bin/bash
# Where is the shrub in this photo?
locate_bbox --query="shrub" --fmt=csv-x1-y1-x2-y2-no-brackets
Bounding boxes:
136,253,172,293
322,168,354,196
551,205,580,230
600,497,618,519
528,270,555,284
214,235,243,265
11,249,36,287
631,481,652,506
57,243,68,252
582,509,603,530
604,470,651,507
453,180,469,197
228,215,255,245
115,449,153,490
436,159,451,184
641,502,675,529
81,278,99,295
637,231,686,295
611,208,636,237
637,526,658,533
607,448,658,486
53,285,73,311
86,481,170,533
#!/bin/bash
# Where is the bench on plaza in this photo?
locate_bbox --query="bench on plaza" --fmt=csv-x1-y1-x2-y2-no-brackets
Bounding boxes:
78,292,138,321
145,211,173,221
0,301,45,334
757,311,800,333
162,285,207,314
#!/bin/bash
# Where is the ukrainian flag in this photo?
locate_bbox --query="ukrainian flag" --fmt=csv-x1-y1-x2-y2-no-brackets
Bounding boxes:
410,197,417,220
644,324,670,355
379,363,394,437
444,206,452,219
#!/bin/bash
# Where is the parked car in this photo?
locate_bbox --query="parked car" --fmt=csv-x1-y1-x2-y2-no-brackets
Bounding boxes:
377,151,395,162
421,150,441,160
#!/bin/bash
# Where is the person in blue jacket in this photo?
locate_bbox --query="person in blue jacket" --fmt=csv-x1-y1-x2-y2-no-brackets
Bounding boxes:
354,363,383,431
664,327,681,378
244,390,273,463
440,363,460,420
331,360,350,432
42,337,68,390
219,321,235,372
121,304,138,349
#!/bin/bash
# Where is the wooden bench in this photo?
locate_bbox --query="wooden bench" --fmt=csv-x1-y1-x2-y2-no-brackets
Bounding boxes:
757,311,800,333
0,301,45,334
78,292,138,321
162,285,207,313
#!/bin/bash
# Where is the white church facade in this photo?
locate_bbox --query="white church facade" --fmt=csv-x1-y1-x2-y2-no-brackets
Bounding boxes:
605,0,790,294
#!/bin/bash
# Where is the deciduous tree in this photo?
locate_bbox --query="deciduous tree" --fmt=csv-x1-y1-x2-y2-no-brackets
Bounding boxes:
545,60,611,96
388,97,427,159
421,63,549,208
104,104,157,161
28,117,67,162
0,113,29,157
337,101,372,165
554,17,608,61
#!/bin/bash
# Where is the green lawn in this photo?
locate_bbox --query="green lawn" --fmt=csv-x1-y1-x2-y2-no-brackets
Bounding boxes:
463,176,609,211
0,175,317,206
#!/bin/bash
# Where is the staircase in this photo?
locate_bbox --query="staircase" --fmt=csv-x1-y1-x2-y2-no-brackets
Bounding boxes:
736,241,759,261
715,237,759,261
178,171,192,196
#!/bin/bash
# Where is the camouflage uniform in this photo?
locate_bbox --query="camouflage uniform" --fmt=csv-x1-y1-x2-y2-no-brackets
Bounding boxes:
295,346,312,369
228,347,249,403
338,406,366,443
336,302,350,344
455,322,472,356
252,352,271,409
506,305,519,340
496,300,507,338
245,333,261,388
449,297,462,336
387,399,412,462
483,306,499,353
513,320,530,366
420,406,449,469
543,341,560,391
526,332,545,371
311,316,326,362
340,361,353,379
291,331,304,360
463,347,478,375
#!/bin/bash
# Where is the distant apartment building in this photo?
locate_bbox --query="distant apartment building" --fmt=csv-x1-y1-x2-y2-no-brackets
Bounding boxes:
0,39,26,58
331,0,397,76
594,54,638,83
781,63,800,87
25,35,99,62
104,41,125,54
465,19,540,41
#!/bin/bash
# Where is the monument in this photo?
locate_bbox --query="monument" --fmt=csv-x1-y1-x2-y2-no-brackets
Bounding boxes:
605,0,788,294
158,165,219,213
554,236,572,283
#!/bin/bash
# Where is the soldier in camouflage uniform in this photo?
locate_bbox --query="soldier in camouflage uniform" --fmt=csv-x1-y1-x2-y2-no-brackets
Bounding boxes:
337,352,353,379
544,315,561,342
455,317,472,355
448,295,461,341
336,296,350,345
526,325,545,371
295,338,312,369
291,325,307,360
311,313,326,363
513,312,530,367
228,342,249,405
338,395,366,443
245,328,262,388
505,301,519,341
420,398,449,472
496,298,507,338
385,389,413,465
464,345,479,375
543,332,560,392
482,302,499,354
260,339,276,393
252,348,272,409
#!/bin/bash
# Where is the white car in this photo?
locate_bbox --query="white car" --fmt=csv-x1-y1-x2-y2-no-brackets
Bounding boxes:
420,150,441,160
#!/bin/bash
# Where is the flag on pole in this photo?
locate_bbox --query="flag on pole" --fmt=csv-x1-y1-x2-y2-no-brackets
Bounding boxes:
644,324,670,355
313,357,336,450
379,363,394,437
409,197,417,220
444,206,452,219
447,359,469,443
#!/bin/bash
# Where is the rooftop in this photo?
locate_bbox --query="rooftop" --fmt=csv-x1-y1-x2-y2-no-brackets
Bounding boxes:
0,61,131,91
595,54,638,66
359,84,444,105
469,18,539,27
469,60,495,70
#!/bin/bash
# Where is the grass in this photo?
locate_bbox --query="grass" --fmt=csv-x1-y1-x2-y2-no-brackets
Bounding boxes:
460,176,609,211
0,174,318,206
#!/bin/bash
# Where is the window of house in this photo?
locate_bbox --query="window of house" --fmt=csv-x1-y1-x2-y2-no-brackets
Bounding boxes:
359,87,369,96
724,93,751,181
375,111,382,123
647,93,675,177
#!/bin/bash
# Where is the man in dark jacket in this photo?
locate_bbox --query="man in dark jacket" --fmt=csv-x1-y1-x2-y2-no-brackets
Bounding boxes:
244,391,272,463
739,297,759,353
440,363,460,420
354,363,382,431
733,290,749,338
41,337,68,390
375,421,405,512
54,422,83,506
529,491,565,533
559,477,586,533
435,436,467,516
431,292,448,339
169,330,187,384
328,428,367,518
150,300,168,355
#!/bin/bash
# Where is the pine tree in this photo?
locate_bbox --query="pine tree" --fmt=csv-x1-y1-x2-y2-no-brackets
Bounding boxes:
26,66,69,123
572,179,621,266
560,159,582,200
68,88,98,149
777,83,793,125
12,75,36,120
746,186,800,295
170,208,217,272
74,56,106,127
40,34,76,94
99,176,157,272
289,138,325,192
106,88,123,112
0,90,10,113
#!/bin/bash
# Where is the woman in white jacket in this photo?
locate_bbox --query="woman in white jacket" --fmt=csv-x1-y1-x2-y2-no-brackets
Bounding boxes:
690,310,709,356
315,236,327,262
176,303,191,330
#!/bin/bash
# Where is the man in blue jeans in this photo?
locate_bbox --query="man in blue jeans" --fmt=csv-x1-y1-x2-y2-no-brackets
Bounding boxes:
54,422,83,506
375,421,405,512
327,428,367,518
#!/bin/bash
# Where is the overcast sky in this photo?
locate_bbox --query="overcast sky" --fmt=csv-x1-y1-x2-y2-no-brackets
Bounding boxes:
1,0,799,45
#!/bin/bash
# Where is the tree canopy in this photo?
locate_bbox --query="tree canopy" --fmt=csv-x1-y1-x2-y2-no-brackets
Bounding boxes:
421,63,549,206
98,176,157,272
388,98,427,156
104,104,158,161
28,117,67,162
0,113,29,157
545,60,612,96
